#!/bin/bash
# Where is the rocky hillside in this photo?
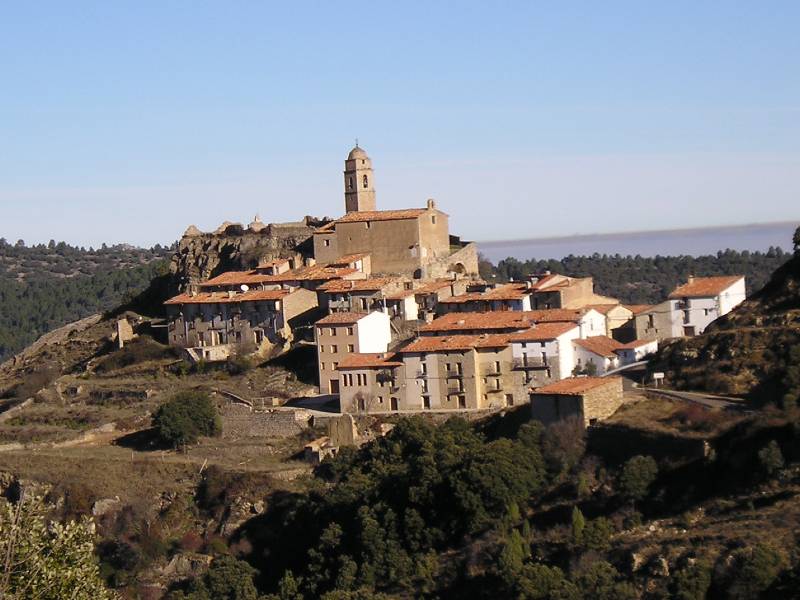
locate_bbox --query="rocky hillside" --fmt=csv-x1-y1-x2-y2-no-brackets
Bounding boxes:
651,251,800,404
0,241,171,361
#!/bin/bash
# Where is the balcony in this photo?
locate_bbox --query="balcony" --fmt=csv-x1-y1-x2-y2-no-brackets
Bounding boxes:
513,356,552,370
446,369,463,378
328,299,352,311
447,386,465,395
482,365,503,376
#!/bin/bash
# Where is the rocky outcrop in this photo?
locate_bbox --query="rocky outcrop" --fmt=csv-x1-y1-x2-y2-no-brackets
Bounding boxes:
169,216,330,291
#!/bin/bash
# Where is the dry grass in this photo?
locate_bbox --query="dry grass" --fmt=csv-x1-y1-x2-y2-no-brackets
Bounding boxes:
608,397,744,438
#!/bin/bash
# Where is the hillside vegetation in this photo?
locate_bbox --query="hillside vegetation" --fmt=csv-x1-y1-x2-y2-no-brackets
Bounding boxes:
651,247,800,405
0,239,171,361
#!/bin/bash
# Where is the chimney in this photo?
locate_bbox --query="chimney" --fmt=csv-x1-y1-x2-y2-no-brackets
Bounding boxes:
688,275,695,284
227,290,235,299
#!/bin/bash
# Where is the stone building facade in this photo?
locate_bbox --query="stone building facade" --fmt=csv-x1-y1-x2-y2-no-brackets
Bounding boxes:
530,376,624,427
164,287,318,361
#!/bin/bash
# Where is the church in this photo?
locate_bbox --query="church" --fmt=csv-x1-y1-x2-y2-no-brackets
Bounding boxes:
313,145,479,279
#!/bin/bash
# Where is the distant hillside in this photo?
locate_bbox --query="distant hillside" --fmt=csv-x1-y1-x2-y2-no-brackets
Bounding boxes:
0,240,172,362
652,249,800,405
481,248,792,305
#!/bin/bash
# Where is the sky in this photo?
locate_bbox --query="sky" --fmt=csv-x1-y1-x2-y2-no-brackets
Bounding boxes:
1,1,798,248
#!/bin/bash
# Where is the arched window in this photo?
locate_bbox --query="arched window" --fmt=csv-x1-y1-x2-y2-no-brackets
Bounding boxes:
348,177,354,190
362,175,368,189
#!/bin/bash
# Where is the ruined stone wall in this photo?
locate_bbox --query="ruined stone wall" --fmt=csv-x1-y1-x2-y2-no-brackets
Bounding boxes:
220,404,311,438
170,218,327,291
424,242,480,279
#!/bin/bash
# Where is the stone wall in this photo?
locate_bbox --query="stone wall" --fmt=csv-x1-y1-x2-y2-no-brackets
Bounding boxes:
220,404,311,438
170,217,327,291
581,379,624,425
424,241,480,279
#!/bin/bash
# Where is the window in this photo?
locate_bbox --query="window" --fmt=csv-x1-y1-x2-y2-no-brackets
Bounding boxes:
320,362,325,371
423,396,431,409
458,396,466,409
348,177,354,190
505,394,514,406
360,298,368,310
494,360,501,373
329,327,336,336
456,362,463,375
333,362,338,370
324,239,330,247
347,344,354,352
431,215,437,224
346,327,354,335
365,222,371,229
363,174,368,188
330,345,338,353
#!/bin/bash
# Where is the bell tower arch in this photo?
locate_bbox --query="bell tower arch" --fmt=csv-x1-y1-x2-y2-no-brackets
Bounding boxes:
344,144,376,213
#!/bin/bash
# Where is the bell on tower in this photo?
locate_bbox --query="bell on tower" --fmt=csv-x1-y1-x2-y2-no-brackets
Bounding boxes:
343,143,376,213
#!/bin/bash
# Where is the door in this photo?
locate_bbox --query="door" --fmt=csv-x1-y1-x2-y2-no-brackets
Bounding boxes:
390,397,398,411
329,379,340,394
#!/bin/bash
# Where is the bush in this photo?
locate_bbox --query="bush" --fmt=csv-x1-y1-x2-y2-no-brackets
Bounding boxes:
153,390,221,448
580,517,614,552
671,558,712,600
758,440,785,478
619,455,658,503
726,543,786,599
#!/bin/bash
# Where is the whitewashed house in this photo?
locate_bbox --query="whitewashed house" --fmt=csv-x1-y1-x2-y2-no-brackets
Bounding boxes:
572,336,623,376
614,339,659,365
506,322,581,387
667,276,746,337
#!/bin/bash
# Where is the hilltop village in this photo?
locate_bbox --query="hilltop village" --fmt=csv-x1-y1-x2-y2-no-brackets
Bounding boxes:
162,146,747,426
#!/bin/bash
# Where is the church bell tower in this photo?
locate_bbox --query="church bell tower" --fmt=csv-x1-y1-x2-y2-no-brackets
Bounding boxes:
344,144,376,213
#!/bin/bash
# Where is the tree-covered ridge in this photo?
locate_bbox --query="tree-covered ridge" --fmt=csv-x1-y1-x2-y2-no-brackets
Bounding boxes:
480,248,791,305
0,238,171,281
0,240,172,362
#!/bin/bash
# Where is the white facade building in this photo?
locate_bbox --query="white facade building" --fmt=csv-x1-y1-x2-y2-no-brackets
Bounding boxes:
573,336,623,376
667,276,746,337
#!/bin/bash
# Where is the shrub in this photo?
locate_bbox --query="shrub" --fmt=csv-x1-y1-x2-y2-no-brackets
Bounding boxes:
758,440,785,478
571,506,585,546
619,455,658,503
671,558,712,600
153,390,221,448
726,543,786,599
580,517,614,552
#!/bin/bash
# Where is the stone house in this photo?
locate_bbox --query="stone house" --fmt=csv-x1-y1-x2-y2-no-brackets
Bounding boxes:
198,263,366,294
164,287,318,361
315,311,392,394
505,322,581,388
337,352,404,413
526,273,618,310
397,334,524,410
667,275,746,337
572,336,624,375
318,277,407,315
530,376,624,427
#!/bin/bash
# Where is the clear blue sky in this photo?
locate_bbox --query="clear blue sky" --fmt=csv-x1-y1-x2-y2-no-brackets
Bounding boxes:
1,1,798,248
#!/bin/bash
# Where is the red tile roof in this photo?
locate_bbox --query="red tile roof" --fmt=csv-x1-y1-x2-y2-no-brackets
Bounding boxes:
505,322,579,342
313,209,437,233
337,353,403,369
329,252,370,265
164,289,292,305
318,277,400,293
531,376,621,396
615,339,657,350
200,265,360,288
385,279,457,300
400,334,510,353
420,310,587,334
668,276,744,299
574,336,623,358
315,312,370,326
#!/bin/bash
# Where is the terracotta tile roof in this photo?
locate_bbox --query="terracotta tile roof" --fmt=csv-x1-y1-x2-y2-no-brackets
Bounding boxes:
668,276,744,299
313,209,434,233
199,270,275,287
164,289,292,305
200,265,358,288
400,334,510,353
420,311,537,333
257,258,290,268
318,277,400,293
329,253,370,265
505,322,580,342
531,376,621,396
573,336,624,358
420,310,587,334
623,304,654,315
337,353,403,369
439,283,532,303
315,312,370,326
385,279,459,300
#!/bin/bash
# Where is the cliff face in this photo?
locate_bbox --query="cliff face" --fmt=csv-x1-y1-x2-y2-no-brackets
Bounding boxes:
168,218,328,291
652,253,800,402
